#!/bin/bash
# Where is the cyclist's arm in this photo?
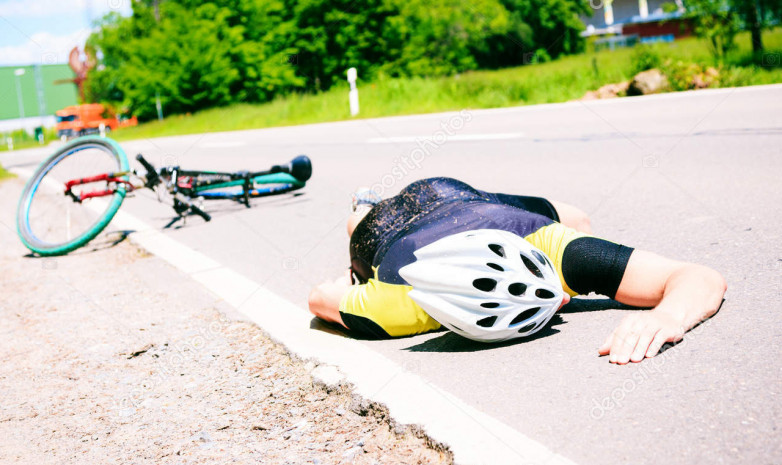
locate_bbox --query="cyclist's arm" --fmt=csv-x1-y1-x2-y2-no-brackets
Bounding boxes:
527,223,726,364
549,201,592,234
308,275,440,338
602,250,726,364
308,272,352,327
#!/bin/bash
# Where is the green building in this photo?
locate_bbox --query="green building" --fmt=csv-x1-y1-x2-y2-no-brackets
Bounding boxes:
0,64,79,123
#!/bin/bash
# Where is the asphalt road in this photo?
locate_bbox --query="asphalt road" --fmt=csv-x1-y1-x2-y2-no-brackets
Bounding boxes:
4,85,781,465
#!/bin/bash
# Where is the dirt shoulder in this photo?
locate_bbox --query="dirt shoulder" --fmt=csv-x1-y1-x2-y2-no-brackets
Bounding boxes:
0,178,450,464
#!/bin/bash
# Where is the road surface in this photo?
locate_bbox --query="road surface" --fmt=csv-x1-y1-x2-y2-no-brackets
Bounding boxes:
3,85,781,465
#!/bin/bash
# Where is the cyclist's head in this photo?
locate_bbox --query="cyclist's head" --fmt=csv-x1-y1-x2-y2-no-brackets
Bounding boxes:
399,229,566,343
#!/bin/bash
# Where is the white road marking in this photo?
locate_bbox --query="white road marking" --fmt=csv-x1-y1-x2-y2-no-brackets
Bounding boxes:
11,166,579,465
367,132,525,144
199,141,247,148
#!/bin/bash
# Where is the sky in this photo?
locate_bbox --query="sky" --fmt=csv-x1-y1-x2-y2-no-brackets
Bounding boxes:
0,0,133,67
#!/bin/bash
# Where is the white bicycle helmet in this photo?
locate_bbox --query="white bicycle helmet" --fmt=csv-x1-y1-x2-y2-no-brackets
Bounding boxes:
399,229,565,343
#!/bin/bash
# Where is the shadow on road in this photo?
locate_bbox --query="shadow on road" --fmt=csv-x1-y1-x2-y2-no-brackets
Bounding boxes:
308,298,652,352
402,315,566,353
22,230,133,259
559,297,650,313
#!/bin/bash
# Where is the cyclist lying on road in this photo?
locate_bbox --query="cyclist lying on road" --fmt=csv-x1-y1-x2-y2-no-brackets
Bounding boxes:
308,178,726,365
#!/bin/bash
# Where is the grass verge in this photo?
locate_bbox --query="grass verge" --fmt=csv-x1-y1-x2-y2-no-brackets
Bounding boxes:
0,163,15,181
34,29,782,143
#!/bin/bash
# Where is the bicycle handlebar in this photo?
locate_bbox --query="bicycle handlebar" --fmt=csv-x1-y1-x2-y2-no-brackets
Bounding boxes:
270,155,312,182
173,194,211,222
189,203,211,222
136,154,160,188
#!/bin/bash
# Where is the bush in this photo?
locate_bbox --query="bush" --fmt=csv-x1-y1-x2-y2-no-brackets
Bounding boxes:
661,60,722,90
630,45,663,75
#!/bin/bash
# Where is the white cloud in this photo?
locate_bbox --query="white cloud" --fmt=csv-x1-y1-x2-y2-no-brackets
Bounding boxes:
0,29,92,66
0,0,132,18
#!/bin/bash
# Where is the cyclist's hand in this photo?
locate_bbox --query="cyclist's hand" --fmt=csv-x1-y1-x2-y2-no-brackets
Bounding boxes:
598,311,685,364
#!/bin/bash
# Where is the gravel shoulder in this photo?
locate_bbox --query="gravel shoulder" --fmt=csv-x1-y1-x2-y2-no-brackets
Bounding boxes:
0,177,450,464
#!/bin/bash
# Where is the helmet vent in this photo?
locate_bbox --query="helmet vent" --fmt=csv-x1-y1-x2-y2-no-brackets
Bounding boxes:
510,307,540,326
531,250,547,266
473,278,497,292
486,262,504,271
488,244,505,257
508,283,527,296
476,316,497,327
535,289,556,299
518,322,537,333
521,254,544,278
481,302,500,308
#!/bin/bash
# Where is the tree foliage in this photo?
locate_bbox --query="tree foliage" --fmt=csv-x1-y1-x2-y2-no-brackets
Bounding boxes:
675,0,782,61
86,0,588,119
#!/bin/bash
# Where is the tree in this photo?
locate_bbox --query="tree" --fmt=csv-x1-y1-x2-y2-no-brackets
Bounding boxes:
677,0,740,60
731,0,782,57
675,0,782,60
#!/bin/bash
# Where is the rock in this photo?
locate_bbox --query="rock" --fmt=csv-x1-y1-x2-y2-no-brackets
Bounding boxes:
692,66,720,89
342,446,363,461
628,69,668,96
311,365,345,389
191,431,212,443
582,81,630,100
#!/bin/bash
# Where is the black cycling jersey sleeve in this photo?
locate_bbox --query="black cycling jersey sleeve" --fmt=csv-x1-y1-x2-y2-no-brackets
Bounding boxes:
561,237,634,298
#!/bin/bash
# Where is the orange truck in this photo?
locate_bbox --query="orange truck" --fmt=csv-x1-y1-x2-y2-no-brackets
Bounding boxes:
55,104,138,139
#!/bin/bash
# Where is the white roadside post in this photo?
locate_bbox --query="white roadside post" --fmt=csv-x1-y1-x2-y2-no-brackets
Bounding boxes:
14,68,26,120
347,67,359,116
99,122,106,137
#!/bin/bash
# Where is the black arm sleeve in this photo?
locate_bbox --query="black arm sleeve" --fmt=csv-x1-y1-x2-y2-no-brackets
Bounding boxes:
561,237,634,298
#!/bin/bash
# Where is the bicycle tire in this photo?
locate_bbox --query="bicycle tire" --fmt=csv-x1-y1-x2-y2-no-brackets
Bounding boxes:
16,136,129,256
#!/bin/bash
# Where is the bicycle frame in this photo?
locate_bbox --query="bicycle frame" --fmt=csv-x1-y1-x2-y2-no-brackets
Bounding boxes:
168,168,304,207
59,152,310,221
64,171,134,202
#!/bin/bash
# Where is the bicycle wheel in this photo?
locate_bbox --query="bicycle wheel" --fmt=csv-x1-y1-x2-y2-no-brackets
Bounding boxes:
16,136,129,256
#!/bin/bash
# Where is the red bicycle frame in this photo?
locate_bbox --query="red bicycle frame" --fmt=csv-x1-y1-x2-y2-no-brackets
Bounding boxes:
64,172,134,202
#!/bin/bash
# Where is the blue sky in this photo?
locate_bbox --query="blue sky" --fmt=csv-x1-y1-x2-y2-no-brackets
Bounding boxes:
0,0,132,66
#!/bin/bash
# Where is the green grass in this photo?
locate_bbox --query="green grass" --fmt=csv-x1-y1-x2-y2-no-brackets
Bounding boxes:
0,127,58,153
0,139,47,153
0,163,15,181
94,27,782,142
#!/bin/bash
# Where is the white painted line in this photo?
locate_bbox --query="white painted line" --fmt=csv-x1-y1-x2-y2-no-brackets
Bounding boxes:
199,141,247,148
367,132,525,144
